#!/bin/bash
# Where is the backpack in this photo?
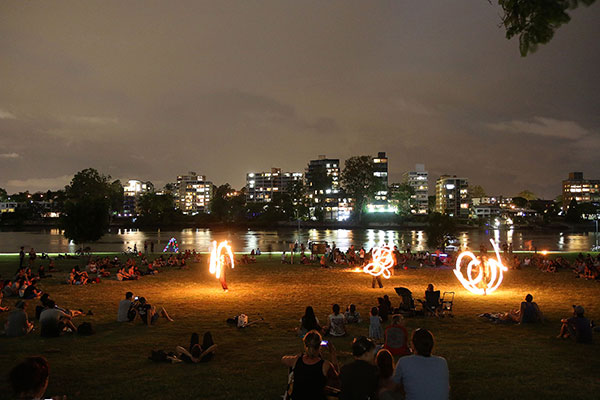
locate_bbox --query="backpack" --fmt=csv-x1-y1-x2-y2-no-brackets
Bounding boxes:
77,322,95,335
237,314,248,328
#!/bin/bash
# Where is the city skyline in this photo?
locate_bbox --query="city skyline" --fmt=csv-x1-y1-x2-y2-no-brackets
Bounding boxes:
1,1,599,197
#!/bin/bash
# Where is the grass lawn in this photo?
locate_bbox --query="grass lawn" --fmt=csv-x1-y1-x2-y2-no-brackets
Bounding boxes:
0,253,599,399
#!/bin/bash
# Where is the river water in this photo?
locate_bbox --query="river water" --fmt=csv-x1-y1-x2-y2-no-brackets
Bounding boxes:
0,228,598,253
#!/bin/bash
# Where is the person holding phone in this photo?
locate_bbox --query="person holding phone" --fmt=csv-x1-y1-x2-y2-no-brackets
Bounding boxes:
281,330,339,399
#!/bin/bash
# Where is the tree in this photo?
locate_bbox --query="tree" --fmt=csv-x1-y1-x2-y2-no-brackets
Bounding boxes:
307,165,333,221
341,156,382,221
425,212,457,250
498,0,597,56
287,180,310,220
512,196,528,208
59,168,123,246
516,190,538,201
0,187,7,201
468,185,486,198
565,198,581,223
137,192,178,227
390,183,415,217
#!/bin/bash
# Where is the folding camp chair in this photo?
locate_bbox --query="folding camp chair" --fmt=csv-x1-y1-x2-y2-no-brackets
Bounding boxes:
419,290,442,317
441,292,454,317
394,287,416,317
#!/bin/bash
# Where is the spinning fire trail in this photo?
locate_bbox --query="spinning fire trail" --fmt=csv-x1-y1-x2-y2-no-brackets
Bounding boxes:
209,241,235,292
454,239,508,295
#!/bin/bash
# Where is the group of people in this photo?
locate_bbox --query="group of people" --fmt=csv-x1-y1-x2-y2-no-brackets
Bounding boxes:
283,328,448,400
4,292,83,338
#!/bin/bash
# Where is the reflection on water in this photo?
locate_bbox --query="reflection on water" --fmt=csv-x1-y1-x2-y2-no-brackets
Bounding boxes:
0,228,598,253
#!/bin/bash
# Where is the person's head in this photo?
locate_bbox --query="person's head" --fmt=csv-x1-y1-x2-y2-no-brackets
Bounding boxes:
46,299,56,309
20,246,24,250
139,297,147,304
525,294,533,303
383,294,390,301
376,349,394,379
125,291,133,300
332,304,340,315
573,305,585,317
9,357,49,399
427,283,434,291
392,314,404,325
40,293,50,304
371,306,378,316
349,304,356,314
352,336,376,362
304,306,315,319
411,328,435,357
303,330,323,357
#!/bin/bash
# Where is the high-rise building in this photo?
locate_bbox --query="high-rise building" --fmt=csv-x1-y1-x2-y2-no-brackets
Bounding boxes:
306,156,345,220
246,168,303,203
122,179,150,217
562,172,600,210
407,164,428,214
175,172,213,214
372,152,389,202
435,175,469,217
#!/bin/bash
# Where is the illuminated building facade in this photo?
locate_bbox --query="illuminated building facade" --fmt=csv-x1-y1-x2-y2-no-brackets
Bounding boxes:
407,164,429,214
175,172,213,214
562,172,600,210
306,156,346,220
122,179,150,217
372,151,389,202
435,175,469,217
246,168,303,203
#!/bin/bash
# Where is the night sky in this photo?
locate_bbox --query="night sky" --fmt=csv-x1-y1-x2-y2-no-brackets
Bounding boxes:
1,1,599,198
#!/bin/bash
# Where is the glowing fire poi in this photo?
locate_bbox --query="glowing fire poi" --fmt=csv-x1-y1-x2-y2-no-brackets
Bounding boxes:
363,246,394,279
209,240,234,280
454,239,508,295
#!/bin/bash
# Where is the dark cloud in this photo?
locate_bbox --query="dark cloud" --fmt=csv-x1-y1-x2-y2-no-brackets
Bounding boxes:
0,1,599,198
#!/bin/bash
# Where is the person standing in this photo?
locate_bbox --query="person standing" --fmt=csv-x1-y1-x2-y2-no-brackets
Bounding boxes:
19,246,25,269
144,241,148,254
150,241,155,253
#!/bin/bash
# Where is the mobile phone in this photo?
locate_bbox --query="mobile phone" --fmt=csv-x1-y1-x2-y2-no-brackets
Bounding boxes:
320,340,328,346
135,296,139,300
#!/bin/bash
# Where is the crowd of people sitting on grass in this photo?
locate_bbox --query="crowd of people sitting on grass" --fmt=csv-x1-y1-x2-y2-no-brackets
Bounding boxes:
283,327,448,400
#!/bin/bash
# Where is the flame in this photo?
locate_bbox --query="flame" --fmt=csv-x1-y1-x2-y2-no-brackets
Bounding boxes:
454,239,507,295
209,240,234,279
363,246,394,279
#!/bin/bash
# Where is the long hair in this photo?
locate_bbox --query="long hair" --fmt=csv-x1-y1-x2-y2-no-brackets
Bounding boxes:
376,349,394,379
302,306,319,331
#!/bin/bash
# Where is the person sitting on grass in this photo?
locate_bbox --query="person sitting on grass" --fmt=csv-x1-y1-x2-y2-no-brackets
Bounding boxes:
282,330,339,400
132,297,173,326
175,332,218,363
557,305,593,343
392,328,449,400
519,294,543,323
281,251,290,264
340,336,379,400
39,299,78,337
344,304,362,324
5,300,34,337
9,357,66,400
376,348,402,400
326,304,347,337
117,291,135,322
0,291,9,312
298,306,323,337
